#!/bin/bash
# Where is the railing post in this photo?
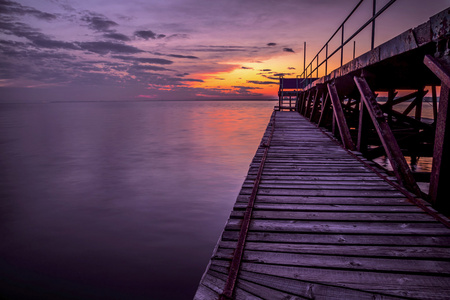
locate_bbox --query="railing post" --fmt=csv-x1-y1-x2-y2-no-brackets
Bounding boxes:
303,42,306,79
316,55,319,78
371,0,376,50
341,25,344,67
325,44,328,75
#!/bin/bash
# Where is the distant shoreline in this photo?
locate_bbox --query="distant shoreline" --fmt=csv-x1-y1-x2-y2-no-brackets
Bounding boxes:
0,99,278,104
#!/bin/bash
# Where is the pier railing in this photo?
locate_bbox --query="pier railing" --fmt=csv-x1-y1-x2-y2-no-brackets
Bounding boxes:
292,7,450,215
300,0,397,80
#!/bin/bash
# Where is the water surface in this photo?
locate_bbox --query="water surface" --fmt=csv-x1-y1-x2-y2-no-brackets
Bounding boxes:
0,100,275,299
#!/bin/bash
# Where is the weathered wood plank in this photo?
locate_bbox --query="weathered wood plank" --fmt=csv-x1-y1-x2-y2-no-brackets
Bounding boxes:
225,219,450,235
210,261,450,300
229,210,435,222
221,231,450,246
236,195,412,204
240,188,405,197
218,241,450,259
214,248,450,274
233,203,425,212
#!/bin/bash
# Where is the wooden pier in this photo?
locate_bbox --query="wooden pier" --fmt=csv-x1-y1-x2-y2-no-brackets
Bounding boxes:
195,3,450,299
194,111,450,300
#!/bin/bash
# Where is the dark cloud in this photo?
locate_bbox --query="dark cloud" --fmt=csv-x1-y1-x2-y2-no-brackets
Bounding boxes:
267,43,277,46
247,80,277,85
283,47,295,53
260,69,271,72
166,54,199,59
77,41,144,55
134,30,165,40
191,45,248,52
32,38,79,50
112,55,173,65
273,72,293,76
178,78,203,82
261,75,278,80
129,64,172,72
0,0,57,21
288,67,296,70
0,20,79,50
241,66,253,70
103,32,131,41
165,33,189,40
81,12,118,32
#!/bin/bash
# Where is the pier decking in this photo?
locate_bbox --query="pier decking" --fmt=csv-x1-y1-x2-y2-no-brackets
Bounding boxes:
194,111,450,299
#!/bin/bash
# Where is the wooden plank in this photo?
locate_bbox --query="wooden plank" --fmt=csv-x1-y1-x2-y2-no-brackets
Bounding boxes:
221,231,450,246
240,188,404,197
242,183,397,191
225,219,450,235
218,241,450,259
229,210,435,222
237,270,404,300
327,82,356,150
214,248,450,275
233,203,425,213
236,195,411,205
209,270,296,300
217,262,450,300
354,76,421,195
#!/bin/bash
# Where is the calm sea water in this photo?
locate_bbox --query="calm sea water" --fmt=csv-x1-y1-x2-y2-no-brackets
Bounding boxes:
0,100,276,300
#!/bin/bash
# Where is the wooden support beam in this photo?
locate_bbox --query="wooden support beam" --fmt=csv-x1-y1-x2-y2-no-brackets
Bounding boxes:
310,89,323,122
424,55,450,87
307,89,320,118
424,54,450,214
302,90,312,116
354,76,421,195
403,97,420,116
317,93,330,127
382,90,425,107
432,85,438,121
327,82,356,150
357,99,369,153
415,88,424,120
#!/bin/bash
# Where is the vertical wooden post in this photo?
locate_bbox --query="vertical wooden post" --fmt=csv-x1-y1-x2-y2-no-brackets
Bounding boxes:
318,92,330,128
306,88,317,118
432,85,438,121
354,76,421,195
424,54,450,213
328,82,356,150
303,90,310,116
279,77,283,110
430,85,450,213
357,99,369,153
310,89,322,122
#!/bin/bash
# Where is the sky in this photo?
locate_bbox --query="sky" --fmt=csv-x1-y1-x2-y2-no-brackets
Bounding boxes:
1,0,449,102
